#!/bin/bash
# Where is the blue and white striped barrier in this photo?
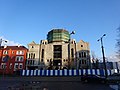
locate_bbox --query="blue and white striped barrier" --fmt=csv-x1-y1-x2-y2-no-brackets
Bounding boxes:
20,69,119,76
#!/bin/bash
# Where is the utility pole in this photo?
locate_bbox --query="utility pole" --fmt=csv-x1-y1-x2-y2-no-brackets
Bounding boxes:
98,34,107,78
68,31,75,69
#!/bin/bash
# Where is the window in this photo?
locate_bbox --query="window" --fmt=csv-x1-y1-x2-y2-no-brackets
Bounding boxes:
20,57,23,61
30,53,35,59
71,48,74,58
9,63,12,69
32,46,34,48
16,65,18,68
16,57,19,61
84,52,86,58
41,49,44,59
33,54,35,59
2,55,9,62
1,63,6,69
79,53,81,58
79,60,81,64
3,50,8,54
82,60,84,64
12,51,14,54
81,45,83,47
19,63,23,69
2,56,5,61
53,45,62,58
47,59,49,62
14,63,18,69
16,56,24,61
16,51,24,55
29,54,30,59
79,52,86,58
27,60,30,65
81,52,84,57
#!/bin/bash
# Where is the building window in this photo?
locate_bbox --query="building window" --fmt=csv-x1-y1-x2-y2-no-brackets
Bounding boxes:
19,63,23,69
2,55,9,62
33,54,35,59
41,49,44,59
16,56,24,61
79,52,86,58
81,45,83,47
31,53,33,59
3,50,8,54
71,48,74,58
32,46,34,48
27,60,35,65
2,56,5,61
1,63,6,69
9,63,12,69
81,59,84,64
16,57,19,61
29,53,35,59
12,51,14,54
53,45,62,58
79,53,81,58
27,60,31,65
84,52,86,58
20,57,23,61
82,52,84,58
16,51,24,55
29,53,30,59
14,63,18,70
79,60,81,64
47,59,49,62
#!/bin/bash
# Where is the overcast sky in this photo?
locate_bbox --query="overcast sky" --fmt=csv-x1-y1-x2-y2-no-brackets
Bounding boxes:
0,0,120,61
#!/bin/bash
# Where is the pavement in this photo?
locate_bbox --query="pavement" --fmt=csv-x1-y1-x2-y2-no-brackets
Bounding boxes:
0,76,114,90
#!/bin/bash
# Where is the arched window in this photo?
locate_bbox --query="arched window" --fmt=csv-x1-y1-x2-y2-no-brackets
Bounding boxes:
29,54,30,59
33,54,35,59
84,52,86,58
71,48,74,58
79,53,81,58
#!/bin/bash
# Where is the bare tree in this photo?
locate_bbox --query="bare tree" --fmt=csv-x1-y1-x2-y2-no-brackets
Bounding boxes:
91,51,99,68
116,26,120,59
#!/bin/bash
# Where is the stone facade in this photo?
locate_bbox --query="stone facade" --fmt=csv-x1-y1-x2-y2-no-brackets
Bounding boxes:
26,29,90,70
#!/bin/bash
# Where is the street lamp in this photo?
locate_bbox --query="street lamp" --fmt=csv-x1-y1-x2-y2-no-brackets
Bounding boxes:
68,31,75,69
97,34,107,78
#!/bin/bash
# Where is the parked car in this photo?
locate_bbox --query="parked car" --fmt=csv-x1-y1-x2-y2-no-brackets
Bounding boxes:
81,74,106,83
106,73,120,83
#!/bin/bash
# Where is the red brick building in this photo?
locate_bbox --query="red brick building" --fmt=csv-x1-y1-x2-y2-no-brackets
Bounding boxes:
0,46,28,74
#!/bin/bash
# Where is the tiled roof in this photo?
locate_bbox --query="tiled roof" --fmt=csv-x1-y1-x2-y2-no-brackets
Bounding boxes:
0,46,28,50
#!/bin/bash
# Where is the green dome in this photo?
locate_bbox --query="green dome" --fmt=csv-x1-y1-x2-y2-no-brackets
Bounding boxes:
47,29,70,43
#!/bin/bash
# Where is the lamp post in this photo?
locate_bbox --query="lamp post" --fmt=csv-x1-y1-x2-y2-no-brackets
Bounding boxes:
97,34,107,78
68,31,75,69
